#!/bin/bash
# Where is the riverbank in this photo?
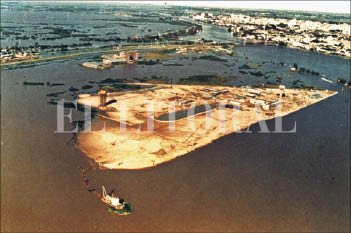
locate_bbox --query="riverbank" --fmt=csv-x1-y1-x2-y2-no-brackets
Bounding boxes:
0,42,232,68
77,84,336,169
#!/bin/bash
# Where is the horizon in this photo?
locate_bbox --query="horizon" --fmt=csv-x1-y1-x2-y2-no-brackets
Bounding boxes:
141,1,351,14
4,1,350,14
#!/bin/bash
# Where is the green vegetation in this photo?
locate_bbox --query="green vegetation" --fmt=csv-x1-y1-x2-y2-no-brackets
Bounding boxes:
158,48,177,54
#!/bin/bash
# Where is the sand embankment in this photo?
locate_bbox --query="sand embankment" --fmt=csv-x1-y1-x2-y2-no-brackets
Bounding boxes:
77,84,336,169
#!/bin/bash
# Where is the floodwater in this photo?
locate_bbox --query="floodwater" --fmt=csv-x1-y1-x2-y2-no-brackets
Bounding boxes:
0,2,188,48
1,45,350,231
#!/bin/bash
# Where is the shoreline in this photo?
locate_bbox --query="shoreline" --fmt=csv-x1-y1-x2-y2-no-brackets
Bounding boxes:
235,43,351,60
2,42,349,70
85,93,337,171
0,42,230,68
77,84,337,170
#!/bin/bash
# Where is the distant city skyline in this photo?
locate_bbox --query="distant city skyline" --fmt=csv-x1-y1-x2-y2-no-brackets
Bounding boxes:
123,1,350,14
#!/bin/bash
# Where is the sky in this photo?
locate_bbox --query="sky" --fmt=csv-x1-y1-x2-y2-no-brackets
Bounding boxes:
121,1,350,14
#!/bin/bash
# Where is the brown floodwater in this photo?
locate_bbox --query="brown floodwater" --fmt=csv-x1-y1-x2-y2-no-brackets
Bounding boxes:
1,49,350,232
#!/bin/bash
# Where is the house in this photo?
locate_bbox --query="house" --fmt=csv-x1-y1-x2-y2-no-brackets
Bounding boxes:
246,93,256,98
249,98,266,105
211,89,229,97
225,100,241,110
248,89,262,96
101,50,138,64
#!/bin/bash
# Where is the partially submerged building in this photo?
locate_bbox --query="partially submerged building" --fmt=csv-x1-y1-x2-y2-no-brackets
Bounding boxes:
102,50,138,64
82,61,111,70
82,62,104,70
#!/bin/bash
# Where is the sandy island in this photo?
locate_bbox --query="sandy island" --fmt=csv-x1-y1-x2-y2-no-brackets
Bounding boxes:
77,84,336,170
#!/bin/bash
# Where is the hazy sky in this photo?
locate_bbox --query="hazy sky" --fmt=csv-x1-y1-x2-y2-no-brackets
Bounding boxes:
123,1,350,14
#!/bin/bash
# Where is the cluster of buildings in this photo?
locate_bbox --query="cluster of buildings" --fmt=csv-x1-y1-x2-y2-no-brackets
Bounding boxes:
176,44,233,55
0,48,38,63
166,85,290,113
203,85,287,112
82,50,138,70
192,13,351,57
126,24,202,42
175,46,209,54
101,50,138,64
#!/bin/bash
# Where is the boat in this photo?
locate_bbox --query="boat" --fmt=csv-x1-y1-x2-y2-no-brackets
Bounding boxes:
101,186,132,215
321,77,333,83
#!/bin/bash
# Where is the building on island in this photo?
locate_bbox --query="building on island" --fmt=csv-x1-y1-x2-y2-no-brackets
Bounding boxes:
102,50,138,64
98,90,107,107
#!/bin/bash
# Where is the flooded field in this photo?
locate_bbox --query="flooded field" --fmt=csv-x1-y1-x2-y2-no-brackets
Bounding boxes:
1,2,188,48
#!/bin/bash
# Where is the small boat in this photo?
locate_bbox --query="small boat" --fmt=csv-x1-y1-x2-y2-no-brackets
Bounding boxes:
101,186,132,215
321,77,333,83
